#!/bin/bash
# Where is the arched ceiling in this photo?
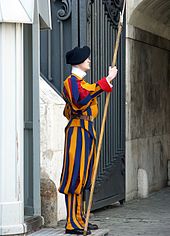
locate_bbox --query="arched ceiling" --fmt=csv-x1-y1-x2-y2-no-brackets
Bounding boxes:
128,0,170,40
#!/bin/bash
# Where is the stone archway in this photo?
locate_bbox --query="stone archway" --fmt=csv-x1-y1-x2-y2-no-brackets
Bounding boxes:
128,0,170,40
126,0,170,201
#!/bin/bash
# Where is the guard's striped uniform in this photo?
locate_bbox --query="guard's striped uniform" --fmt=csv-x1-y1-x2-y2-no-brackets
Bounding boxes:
58,73,112,230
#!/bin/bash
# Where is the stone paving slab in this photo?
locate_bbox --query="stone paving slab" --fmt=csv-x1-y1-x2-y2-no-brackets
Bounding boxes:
29,187,170,236
90,187,170,236
29,228,109,236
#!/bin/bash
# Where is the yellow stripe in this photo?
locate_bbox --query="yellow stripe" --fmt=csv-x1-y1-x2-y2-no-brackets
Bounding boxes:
68,194,71,222
70,119,81,127
72,194,83,229
64,127,78,193
64,78,72,102
76,194,85,227
77,194,81,216
93,126,97,138
67,194,73,230
90,98,98,118
72,73,82,81
58,129,69,191
76,129,85,193
81,81,96,91
84,120,89,131
90,84,101,95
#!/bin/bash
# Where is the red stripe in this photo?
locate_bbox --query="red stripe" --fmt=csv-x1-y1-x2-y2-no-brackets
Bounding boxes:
97,77,112,92
77,80,90,100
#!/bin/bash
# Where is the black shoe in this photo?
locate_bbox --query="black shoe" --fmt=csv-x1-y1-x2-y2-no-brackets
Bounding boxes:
88,222,98,230
65,228,91,235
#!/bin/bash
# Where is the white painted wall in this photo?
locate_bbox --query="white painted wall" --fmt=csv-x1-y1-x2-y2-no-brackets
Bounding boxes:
0,0,52,234
40,78,67,222
0,0,34,23
38,0,52,29
0,23,25,235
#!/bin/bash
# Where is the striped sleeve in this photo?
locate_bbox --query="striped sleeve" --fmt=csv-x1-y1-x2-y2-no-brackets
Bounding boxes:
66,75,112,107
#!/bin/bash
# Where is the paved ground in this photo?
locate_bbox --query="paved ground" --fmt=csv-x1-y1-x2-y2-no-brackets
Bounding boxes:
31,187,170,236
30,228,108,236
90,187,170,236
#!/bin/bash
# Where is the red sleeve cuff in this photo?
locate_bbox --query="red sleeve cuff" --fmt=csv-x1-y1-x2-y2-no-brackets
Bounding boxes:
97,77,112,92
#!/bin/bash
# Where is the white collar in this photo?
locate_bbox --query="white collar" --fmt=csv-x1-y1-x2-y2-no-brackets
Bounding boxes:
71,67,86,79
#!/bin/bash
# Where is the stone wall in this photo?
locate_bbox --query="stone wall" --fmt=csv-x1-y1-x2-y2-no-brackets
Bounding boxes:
127,0,170,40
126,27,170,200
40,77,67,224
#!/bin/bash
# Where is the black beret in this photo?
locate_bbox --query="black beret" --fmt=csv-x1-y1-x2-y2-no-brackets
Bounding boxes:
66,46,90,65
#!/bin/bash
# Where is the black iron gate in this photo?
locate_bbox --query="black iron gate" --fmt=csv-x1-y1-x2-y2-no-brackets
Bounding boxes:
40,0,125,209
86,0,125,209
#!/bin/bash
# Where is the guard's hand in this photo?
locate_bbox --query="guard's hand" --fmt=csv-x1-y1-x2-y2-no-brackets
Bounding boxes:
106,66,118,82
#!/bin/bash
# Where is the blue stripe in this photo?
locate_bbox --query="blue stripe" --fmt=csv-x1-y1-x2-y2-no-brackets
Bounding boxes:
59,131,68,184
80,119,85,130
59,127,73,193
79,94,91,105
78,87,102,105
70,194,79,229
63,87,67,96
88,122,94,138
69,128,82,193
84,131,92,179
65,195,69,222
85,148,94,189
87,107,92,133
70,76,79,102
91,89,102,99
65,194,80,229
86,106,91,116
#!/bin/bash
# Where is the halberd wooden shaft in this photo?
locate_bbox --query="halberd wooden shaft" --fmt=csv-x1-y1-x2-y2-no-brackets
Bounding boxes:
83,1,126,235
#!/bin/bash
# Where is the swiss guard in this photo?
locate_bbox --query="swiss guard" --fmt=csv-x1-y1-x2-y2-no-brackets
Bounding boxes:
58,46,118,235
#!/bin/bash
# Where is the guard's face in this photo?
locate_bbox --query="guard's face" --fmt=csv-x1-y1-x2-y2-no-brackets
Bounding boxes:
77,58,91,72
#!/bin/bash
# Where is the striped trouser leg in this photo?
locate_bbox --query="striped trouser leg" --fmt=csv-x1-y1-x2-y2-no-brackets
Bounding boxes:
65,193,83,230
76,193,85,227
59,126,95,195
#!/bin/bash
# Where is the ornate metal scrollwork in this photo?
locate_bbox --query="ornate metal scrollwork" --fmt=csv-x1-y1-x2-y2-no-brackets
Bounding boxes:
103,0,124,27
55,0,72,21
87,0,92,23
